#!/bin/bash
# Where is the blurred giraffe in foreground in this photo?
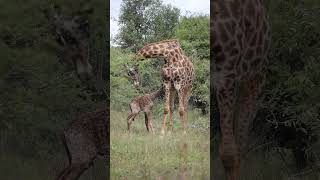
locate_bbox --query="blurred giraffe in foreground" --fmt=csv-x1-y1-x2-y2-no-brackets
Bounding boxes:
212,0,271,179
57,108,108,180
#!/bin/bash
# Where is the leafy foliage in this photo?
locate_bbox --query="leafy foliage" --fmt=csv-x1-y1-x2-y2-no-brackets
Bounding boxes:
115,0,180,51
175,15,210,59
250,0,320,169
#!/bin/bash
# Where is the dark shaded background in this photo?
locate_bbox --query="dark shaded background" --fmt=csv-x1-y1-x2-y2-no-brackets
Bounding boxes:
0,0,108,179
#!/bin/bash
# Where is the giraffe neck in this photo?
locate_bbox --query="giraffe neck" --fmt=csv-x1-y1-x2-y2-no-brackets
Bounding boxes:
148,87,164,101
136,39,184,61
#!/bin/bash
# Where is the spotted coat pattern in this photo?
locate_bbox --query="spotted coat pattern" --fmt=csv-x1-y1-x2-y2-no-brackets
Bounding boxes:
211,0,271,180
135,39,194,134
57,108,108,180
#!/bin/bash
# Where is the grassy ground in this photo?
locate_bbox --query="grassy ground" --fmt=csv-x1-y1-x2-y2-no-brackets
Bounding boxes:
110,107,210,180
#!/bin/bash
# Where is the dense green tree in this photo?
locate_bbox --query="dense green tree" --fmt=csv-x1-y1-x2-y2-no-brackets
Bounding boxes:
115,0,180,51
175,15,210,59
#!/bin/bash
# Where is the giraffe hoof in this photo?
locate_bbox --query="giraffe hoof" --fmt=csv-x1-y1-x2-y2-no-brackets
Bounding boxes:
183,131,187,135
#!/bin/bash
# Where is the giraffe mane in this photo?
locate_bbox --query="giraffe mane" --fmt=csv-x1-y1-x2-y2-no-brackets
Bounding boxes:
144,39,180,47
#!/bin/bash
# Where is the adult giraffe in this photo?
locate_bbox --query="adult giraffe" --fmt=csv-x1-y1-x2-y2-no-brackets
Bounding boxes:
212,0,271,179
133,39,194,135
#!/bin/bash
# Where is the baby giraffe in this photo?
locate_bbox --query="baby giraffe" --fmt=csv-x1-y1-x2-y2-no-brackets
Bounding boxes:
127,86,164,133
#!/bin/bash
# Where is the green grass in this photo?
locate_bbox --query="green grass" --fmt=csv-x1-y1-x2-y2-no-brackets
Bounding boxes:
110,108,210,180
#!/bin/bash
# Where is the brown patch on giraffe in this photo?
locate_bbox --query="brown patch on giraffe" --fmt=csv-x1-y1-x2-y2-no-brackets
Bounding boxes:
245,18,253,34
224,58,237,70
263,40,270,54
225,21,237,35
219,89,227,99
256,14,262,29
242,62,248,72
258,32,264,45
225,73,235,79
262,20,268,34
229,0,241,17
250,58,262,67
218,1,231,18
172,58,177,62
225,79,232,87
250,32,257,46
225,40,236,50
153,46,159,50
143,53,151,58
218,23,229,42
244,49,254,60
236,34,243,48
246,0,256,17
215,53,226,64
216,66,222,71
145,46,151,51
256,46,262,55
230,48,239,56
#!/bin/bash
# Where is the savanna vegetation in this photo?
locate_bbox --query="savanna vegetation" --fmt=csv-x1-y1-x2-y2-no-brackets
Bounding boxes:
110,0,210,179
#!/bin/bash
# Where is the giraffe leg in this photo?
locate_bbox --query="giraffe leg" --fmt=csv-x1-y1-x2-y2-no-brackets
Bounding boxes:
57,132,97,180
57,162,93,180
161,82,171,135
56,165,72,180
235,75,263,158
144,112,150,132
216,81,240,180
127,113,138,132
146,111,154,134
183,86,192,134
169,88,176,133
177,86,191,134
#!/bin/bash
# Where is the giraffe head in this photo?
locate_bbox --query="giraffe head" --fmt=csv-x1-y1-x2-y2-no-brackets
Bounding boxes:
53,10,93,81
124,64,140,87
133,39,183,61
